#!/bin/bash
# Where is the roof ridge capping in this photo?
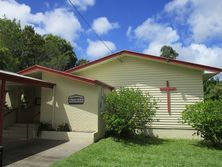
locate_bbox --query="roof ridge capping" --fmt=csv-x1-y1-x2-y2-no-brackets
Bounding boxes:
65,50,222,73
18,65,114,90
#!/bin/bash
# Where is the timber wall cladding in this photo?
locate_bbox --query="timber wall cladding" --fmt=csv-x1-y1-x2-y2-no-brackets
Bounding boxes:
74,54,204,129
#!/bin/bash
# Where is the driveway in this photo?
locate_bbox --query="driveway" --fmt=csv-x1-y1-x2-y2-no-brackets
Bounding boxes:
3,139,91,167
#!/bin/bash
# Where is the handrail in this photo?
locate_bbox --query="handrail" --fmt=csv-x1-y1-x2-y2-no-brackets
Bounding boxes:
3,109,16,117
31,111,40,120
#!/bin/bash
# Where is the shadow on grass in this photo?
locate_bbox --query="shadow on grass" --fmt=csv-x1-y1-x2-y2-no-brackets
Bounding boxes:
105,134,170,146
193,140,222,150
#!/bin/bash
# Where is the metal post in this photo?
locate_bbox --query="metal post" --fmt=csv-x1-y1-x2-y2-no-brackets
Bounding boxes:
0,80,6,145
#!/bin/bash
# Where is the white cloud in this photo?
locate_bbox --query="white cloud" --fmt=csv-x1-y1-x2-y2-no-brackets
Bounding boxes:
164,0,189,13
165,0,222,42
126,26,132,38
86,39,116,58
134,18,179,43
129,17,222,69
92,17,119,35
0,0,31,26
0,0,82,44
174,43,222,68
34,8,82,43
68,0,95,11
132,18,179,55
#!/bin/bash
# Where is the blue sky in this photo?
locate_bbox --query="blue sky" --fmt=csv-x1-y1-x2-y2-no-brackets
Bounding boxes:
0,0,222,70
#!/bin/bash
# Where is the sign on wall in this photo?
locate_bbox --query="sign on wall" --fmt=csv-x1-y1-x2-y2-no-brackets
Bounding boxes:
68,94,84,105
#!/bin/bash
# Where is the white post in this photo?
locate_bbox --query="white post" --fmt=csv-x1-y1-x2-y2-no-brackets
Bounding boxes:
52,86,56,128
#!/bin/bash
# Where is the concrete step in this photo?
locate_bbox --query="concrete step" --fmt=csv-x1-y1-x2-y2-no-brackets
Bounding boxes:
11,123,38,128
41,131,96,143
7,126,27,131
3,123,39,140
3,131,28,139
3,133,26,139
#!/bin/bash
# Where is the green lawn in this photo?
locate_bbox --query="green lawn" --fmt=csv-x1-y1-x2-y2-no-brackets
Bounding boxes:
52,136,222,167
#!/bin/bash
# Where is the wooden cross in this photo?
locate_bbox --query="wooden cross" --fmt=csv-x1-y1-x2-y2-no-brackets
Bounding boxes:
160,81,176,113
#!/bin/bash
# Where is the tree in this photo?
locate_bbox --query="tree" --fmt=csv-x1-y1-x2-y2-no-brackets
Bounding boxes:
0,47,13,70
76,59,89,66
204,78,222,100
20,26,45,69
160,45,178,60
0,17,22,71
103,88,158,137
0,17,78,72
41,34,77,70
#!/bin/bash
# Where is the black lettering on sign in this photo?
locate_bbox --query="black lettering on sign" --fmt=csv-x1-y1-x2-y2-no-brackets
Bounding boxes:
68,94,84,104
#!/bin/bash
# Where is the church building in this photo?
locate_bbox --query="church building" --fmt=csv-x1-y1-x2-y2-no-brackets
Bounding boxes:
1,50,221,142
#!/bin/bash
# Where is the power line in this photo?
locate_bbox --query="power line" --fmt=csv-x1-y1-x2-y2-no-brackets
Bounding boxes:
67,0,114,54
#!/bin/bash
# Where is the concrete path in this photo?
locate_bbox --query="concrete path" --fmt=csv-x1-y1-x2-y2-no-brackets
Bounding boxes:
3,139,92,167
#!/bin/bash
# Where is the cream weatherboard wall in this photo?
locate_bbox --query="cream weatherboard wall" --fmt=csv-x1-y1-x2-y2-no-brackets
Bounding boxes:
40,72,105,134
72,54,204,138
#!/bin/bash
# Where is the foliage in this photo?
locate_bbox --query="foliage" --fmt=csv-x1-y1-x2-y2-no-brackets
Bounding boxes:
42,34,77,70
160,45,179,60
37,122,55,137
204,78,222,100
52,137,222,167
0,17,77,72
56,123,70,132
0,47,13,70
182,100,222,146
76,58,90,66
20,26,45,69
102,88,157,137
0,18,21,71
37,122,71,136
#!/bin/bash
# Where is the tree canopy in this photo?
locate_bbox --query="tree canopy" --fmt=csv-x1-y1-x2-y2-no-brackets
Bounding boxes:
204,78,222,100
0,17,78,72
160,45,179,60
76,59,90,66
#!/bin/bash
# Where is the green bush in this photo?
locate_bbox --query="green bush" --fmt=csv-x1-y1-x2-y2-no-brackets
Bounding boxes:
182,100,222,145
37,122,55,137
57,123,70,132
103,88,158,137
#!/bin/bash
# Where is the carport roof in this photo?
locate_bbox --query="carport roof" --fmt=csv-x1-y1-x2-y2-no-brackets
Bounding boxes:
0,69,55,88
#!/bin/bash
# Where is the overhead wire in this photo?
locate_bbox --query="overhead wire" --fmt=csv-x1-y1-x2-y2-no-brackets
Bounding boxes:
67,0,114,54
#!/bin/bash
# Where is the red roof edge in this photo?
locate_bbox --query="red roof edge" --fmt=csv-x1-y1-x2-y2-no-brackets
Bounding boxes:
18,65,114,90
65,51,124,73
95,80,114,90
0,70,55,88
65,50,222,73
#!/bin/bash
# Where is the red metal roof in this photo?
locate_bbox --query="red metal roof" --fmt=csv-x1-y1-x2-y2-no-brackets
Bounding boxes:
18,65,114,90
0,69,55,88
65,50,222,73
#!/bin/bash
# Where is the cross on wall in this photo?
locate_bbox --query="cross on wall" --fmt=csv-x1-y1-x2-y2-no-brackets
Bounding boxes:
160,81,177,113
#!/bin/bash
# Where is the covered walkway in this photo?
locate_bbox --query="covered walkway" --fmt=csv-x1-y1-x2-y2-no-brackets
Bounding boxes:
0,69,55,144
0,69,56,166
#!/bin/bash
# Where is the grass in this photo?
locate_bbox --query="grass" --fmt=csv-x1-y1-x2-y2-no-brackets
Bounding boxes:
52,136,222,167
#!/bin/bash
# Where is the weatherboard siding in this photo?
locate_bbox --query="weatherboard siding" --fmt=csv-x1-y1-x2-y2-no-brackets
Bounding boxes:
73,55,204,130
40,72,100,132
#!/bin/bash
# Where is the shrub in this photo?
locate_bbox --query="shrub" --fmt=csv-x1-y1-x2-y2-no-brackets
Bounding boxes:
37,122,55,137
102,88,158,137
57,123,70,132
182,100,222,145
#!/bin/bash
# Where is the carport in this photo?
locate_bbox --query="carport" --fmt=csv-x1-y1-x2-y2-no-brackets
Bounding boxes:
0,69,55,145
